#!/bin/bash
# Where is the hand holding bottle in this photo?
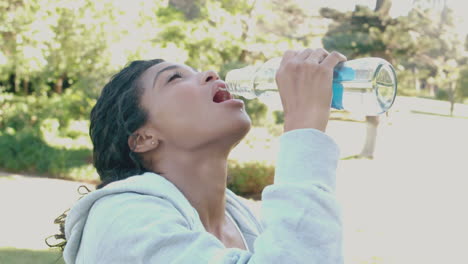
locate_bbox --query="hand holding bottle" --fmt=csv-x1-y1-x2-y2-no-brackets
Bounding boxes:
275,49,346,132
225,53,397,117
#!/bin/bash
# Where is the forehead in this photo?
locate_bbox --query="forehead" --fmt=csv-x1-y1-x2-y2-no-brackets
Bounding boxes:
141,61,173,83
140,61,193,90
146,61,173,74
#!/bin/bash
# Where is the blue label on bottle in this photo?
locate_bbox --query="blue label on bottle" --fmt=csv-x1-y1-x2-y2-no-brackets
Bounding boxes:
333,66,355,82
331,66,355,110
332,82,344,110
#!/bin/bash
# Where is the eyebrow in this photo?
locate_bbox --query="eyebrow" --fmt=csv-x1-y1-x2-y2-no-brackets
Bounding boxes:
153,65,181,88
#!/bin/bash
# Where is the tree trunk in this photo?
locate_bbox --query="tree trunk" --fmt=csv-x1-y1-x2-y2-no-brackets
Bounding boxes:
55,74,66,94
14,73,20,93
238,49,248,62
23,77,29,94
413,67,420,93
375,0,392,16
449,81,455,116
427,83,436,97
360,115,380,159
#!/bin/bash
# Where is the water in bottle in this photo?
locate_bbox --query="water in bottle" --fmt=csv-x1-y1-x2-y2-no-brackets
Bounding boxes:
224,57,397,115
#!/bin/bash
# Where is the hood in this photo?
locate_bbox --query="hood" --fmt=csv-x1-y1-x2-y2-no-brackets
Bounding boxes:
63,172,262,263
63,172,199,263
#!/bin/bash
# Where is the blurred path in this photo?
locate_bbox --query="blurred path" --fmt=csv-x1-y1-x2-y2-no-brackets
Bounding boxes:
328,96,468,264
0,173,94,250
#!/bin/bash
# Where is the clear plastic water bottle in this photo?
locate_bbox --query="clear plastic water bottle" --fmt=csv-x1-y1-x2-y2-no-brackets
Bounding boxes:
225,57,397,115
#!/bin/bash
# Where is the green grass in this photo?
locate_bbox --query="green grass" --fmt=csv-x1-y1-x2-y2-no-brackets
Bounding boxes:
0,248,65,264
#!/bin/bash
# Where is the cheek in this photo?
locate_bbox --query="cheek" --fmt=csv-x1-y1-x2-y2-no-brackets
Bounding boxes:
171,89,205,117
153,89,208,129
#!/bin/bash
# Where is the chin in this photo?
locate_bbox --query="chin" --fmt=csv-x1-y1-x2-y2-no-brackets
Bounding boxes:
238,115,252,138
229,121,251,151
223,112,252,146
237,110,252,133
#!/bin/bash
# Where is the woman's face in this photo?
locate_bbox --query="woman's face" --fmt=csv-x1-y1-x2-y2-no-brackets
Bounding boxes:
138,61,251,151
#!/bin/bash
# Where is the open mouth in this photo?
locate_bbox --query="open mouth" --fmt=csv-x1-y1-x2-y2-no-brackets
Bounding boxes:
212,88,233,103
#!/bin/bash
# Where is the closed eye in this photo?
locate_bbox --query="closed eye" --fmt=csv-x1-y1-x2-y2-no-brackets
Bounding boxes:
167,71,183,83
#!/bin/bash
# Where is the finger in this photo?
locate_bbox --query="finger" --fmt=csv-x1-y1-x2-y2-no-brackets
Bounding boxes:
305,48,329,64
312,48,330,63
297,48,314,60
280,50,298,66
320,51,347,69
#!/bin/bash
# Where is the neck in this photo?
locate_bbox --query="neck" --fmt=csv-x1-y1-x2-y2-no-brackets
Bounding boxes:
150,145,230,236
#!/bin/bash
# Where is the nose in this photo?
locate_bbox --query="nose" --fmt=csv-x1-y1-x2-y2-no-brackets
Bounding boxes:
201,70,219,84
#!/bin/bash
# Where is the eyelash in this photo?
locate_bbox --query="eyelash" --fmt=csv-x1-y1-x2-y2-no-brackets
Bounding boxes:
167,71,183,83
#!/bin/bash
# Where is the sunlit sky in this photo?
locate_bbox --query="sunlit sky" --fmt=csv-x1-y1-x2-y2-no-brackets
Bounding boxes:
312,0,468,36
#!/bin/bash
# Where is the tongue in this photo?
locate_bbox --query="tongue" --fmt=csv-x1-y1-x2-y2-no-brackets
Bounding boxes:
213,90,230,103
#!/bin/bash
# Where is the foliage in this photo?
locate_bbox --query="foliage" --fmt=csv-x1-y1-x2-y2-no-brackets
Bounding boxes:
0,0,116,94
435,89,449,101
0,93,96,181
0,90,95,130
0,0,326,129
321,5,395,60
0,129,92,179
244,98,268,126
0,0,328,95
227,160,275,196
273,110,285,124
456,66,468,99
320,0,467,113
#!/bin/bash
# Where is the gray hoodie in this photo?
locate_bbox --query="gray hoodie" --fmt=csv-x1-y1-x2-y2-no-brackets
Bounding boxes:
64,128,342,263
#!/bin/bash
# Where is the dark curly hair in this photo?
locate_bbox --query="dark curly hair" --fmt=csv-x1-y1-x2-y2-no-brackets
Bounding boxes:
46,59,164,252
91,59,164,189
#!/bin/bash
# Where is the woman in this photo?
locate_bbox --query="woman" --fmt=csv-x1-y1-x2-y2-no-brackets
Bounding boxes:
59,48,346,263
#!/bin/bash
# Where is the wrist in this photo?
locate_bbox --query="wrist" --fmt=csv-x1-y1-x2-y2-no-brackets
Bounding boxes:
283,112,330,133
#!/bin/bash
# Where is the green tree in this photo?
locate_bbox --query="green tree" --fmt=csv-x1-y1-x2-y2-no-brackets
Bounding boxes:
46,0,108,94
0,0,121,95
0,0,49,94
411,3,464,113
457,66,468,101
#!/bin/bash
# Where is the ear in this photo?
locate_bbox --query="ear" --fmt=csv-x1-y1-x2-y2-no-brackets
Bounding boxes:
128,128,160,153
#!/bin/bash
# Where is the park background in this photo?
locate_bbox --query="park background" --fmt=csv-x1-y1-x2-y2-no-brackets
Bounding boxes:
0,0,467,263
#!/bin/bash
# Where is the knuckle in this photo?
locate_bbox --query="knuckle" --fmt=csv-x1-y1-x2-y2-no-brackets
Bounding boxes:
317,48,329,55
330,51,340,57
330,51,345,59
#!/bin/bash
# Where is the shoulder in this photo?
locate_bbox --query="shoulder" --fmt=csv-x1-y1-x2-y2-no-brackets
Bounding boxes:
76,188,204,263
87,173,201,230
88,191,193,232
